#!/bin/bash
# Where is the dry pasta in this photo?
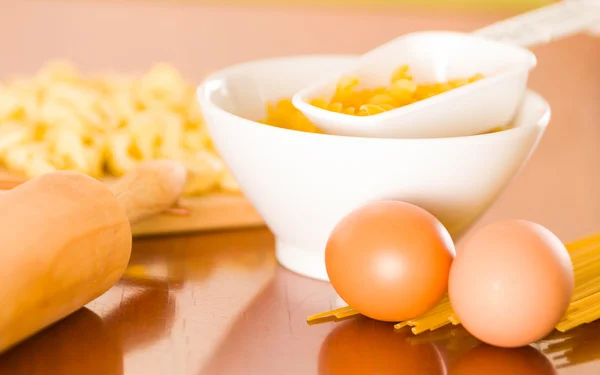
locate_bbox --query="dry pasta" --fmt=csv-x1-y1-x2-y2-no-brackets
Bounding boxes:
260,98,323,133
0,60,240,196
307,232,600,335
260,66,501,135
307,65,484,116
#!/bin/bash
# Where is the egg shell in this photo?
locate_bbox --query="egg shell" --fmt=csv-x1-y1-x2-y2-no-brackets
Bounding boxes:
325,200,455,322
449,219,574,348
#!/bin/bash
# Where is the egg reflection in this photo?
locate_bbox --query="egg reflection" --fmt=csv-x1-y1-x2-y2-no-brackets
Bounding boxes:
449,344,556,375
318,316,447,375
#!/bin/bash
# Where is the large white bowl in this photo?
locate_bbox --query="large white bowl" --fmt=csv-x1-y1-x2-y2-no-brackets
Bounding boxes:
197,55,550,281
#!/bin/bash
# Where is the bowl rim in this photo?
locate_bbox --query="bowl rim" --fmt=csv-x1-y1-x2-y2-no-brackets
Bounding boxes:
197,54,550,143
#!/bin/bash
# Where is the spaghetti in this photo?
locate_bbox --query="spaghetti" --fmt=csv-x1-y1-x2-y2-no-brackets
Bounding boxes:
307,232,600,335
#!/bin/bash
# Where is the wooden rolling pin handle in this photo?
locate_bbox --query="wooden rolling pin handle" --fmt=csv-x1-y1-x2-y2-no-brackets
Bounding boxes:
1,161,188,223
109,160,188,225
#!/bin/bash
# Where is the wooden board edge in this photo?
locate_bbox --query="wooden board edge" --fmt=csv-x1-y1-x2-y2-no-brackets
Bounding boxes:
131,194,265,237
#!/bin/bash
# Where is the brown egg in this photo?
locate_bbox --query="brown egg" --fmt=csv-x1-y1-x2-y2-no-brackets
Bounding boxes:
325,200,455,322
449,219,574,348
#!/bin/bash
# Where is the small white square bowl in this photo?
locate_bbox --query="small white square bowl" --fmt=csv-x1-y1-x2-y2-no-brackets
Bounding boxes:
293,31,537,139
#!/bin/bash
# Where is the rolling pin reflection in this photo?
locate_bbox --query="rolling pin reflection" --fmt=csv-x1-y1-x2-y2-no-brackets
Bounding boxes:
123,228,274,285
103,279,176,353
0,308,123,375
0,278,176,374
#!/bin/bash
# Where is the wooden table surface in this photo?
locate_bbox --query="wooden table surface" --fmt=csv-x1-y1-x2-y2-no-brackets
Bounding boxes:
1,1,600,374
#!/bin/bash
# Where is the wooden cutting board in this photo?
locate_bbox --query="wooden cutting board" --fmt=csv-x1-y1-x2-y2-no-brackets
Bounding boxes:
0,168,265,237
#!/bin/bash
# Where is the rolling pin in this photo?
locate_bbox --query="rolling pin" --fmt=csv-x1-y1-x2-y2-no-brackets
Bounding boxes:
0,160,187,353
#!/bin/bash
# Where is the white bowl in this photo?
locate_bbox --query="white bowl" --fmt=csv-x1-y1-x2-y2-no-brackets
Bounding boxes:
293,31,537,139
198,55,550,281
